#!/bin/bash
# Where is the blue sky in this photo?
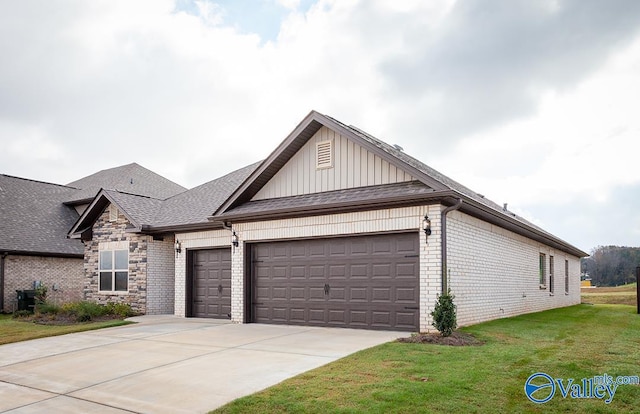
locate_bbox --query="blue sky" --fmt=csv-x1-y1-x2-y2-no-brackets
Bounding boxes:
0,0,639,253
175,0,316,42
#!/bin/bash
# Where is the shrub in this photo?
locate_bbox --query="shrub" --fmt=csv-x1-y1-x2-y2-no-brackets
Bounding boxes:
12,310,32,319
431,289,457,337
35,302,60,315
34,285,48,305
104,302,135,318
62,301,107,322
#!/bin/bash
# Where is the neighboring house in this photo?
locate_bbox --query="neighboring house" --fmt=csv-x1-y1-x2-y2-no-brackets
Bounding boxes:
68,111,587,332
0,164,186,312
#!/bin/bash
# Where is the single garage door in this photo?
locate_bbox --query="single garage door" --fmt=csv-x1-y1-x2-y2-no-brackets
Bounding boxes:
251,233,419,331
191,248,231,319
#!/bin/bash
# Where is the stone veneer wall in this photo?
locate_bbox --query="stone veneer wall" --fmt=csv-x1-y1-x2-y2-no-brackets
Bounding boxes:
2,255,83,312
446,210,582,327
84,206,148,314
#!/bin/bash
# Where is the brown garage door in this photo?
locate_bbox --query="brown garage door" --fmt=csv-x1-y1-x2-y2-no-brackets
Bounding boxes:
251,233,419,331
191,248,231,319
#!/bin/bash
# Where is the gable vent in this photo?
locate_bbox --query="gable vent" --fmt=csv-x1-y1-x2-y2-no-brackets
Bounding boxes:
316,140,333,169
108,204,118,222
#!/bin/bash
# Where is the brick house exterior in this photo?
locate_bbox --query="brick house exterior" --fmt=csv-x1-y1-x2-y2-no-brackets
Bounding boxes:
0,165,185,313
2,255,83,311
29,110,585,332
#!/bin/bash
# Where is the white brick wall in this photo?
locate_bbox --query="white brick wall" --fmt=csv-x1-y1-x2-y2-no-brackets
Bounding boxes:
147,235,176,315
175,206,433,328
446,210,581,327
172,205,581,333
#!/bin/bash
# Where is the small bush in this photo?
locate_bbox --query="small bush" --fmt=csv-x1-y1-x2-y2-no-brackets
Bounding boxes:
12,310,32,319
34,284,48,305
62,301,107,322
104,302,135,318
35,302,60,315
431,289,457,337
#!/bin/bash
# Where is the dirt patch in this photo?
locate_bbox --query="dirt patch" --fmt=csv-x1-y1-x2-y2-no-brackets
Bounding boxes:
397,331,484,346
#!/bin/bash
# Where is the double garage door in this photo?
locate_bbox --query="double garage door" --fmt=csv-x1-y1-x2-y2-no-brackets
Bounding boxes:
190,233,420,331
251,233,420,331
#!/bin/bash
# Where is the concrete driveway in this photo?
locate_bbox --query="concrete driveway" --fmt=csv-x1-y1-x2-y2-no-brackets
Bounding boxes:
0,316,404,413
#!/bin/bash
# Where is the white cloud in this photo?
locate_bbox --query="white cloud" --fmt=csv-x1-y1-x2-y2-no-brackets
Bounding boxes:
0,0,639,249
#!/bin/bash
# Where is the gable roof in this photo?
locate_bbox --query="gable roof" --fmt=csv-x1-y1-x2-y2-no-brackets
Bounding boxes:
213,110,587,257
0,174,83,256
68,163,260,237
65,163,187,204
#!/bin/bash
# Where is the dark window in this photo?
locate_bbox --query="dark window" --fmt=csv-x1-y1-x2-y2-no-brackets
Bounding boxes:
565,259,569,294
549,256,554,293
539,253,547,287
100,249,129,292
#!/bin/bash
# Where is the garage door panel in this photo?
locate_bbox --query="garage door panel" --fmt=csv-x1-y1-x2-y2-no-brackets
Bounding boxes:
309,287,325,299
192,248,231,319
252,233,419,331
309,308,326,323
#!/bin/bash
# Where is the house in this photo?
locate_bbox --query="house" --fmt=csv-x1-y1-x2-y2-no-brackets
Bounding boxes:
65,111,587,332
0,164,185,312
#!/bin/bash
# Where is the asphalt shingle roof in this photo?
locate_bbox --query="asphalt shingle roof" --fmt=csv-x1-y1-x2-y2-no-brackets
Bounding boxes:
0,175,84,255
66,163,186,204
69,163,261,235
152,162,260,228
325,114,556,238
224,180,434,217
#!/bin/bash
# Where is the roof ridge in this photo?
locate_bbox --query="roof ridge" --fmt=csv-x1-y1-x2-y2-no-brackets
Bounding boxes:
104,188,165,200
0,174,80,190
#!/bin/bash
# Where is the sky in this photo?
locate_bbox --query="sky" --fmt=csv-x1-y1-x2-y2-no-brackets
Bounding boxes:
1,0,639,254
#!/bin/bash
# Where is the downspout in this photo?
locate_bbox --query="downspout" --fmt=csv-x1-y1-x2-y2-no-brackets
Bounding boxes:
441,199,463,294
0,252,7,312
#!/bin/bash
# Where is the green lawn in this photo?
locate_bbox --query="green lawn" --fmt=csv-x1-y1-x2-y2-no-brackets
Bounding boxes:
213,305,640,413
0,314,131,345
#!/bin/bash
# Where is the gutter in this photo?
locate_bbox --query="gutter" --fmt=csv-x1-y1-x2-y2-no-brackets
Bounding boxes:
1,252,7,312
441,199,463,294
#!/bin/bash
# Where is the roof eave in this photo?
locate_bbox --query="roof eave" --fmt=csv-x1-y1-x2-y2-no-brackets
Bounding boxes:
457,196,588,257
211,190,456,223
0,249,83,259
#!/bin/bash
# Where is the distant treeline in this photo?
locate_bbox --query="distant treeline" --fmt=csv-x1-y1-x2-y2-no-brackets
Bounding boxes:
581,246,640,287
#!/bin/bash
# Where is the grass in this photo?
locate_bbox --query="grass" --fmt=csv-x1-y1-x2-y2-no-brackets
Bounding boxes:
213,304,640,413
582,283,638,306
0,313,132,345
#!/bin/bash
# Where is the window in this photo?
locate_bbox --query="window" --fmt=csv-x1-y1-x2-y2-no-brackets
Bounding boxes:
539,253,546,287
549,255,554,293
565,259,569,294
316,140,333,169
99,248,129,292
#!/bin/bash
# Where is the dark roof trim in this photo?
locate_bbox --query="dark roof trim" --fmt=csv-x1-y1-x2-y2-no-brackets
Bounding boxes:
139,222,226,234
214,190,454,223
457,196,588,257
0,250,83,259
214,188,587,257
67,190,143,238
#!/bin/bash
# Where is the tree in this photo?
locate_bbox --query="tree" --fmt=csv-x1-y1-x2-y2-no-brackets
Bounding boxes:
581,246,640,286
431,289,457,337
